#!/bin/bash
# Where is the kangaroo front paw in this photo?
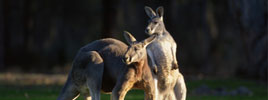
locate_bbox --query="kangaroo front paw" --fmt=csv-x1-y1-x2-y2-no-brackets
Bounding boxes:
152,66,158,75
172,63,179,70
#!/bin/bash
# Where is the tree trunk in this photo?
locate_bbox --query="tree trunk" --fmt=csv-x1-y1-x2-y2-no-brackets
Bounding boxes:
0,0,5,70
101,0,119,38
228,0,267,79
2,0,10,71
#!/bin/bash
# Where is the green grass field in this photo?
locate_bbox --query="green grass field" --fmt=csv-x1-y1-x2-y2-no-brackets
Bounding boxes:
0,79,266,100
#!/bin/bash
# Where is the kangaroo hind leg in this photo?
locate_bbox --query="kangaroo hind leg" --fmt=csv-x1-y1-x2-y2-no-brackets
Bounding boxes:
57,75,80,100
174,73,187,100
85,51,104,100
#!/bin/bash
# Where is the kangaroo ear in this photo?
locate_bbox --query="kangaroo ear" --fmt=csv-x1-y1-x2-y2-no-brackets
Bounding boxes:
145,6,156,18
124,31,137,45
156,6,164,19
142,35,157,48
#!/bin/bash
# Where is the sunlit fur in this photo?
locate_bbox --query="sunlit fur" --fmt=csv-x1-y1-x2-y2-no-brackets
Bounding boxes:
124,43,146,65
145,6,187,100
146,17,165,36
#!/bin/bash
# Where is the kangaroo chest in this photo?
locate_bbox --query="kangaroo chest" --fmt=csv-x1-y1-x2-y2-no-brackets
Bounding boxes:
147,36,179,94
147,40,173,67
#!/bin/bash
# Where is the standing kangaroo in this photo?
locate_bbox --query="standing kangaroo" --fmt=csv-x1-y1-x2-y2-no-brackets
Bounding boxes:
144,6,187,100
57,31,157,100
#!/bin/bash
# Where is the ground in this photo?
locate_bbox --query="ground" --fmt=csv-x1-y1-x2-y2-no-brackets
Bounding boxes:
0,73,266,100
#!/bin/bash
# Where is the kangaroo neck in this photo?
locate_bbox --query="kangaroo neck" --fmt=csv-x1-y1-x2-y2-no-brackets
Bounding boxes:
158,29,170,37
133,55,150,79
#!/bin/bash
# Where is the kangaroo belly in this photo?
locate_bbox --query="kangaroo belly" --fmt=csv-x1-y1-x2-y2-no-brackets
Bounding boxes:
147,39,179,94
148,41,173,68
101,62,126,93
99,45,127,93
101,71,117,93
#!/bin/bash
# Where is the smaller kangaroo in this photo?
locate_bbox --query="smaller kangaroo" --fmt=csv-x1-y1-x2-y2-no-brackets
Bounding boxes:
57,31,157,100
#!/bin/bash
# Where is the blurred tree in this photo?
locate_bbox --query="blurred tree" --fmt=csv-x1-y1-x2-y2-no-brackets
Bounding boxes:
2,0,11,71
101,0,119,38
0,0,266,79
228,0,267,79
0,0,4,70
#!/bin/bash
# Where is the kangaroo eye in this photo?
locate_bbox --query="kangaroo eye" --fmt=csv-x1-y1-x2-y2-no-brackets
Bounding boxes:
153,22,157,24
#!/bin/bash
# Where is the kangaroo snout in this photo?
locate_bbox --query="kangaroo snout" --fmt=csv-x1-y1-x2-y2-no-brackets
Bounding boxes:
145,28,151,34
123,56,131,65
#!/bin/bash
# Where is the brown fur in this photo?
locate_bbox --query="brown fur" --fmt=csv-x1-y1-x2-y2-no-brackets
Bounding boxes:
112,32,157,100
58,32,156,100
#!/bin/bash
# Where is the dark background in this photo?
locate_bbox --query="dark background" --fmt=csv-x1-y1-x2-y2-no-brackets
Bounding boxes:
0,0,267,80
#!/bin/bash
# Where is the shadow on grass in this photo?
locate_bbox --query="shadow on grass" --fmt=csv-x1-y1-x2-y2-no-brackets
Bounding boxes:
0,73,266,100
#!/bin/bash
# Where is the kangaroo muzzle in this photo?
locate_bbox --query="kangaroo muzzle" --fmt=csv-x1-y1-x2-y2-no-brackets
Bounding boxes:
123,56,131,65
145,28,151,34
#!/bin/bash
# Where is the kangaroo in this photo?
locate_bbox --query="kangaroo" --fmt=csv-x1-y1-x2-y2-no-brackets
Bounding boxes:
144,6,187,100
57,31,157,100
112,31,157,100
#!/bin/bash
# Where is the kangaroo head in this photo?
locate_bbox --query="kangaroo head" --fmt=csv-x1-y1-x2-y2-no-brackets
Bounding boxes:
123,31,156,65
145,6,165,36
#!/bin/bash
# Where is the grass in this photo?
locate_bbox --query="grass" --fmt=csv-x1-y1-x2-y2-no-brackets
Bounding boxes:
0,73,266,100
0,85,144,100
186,79,267,100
